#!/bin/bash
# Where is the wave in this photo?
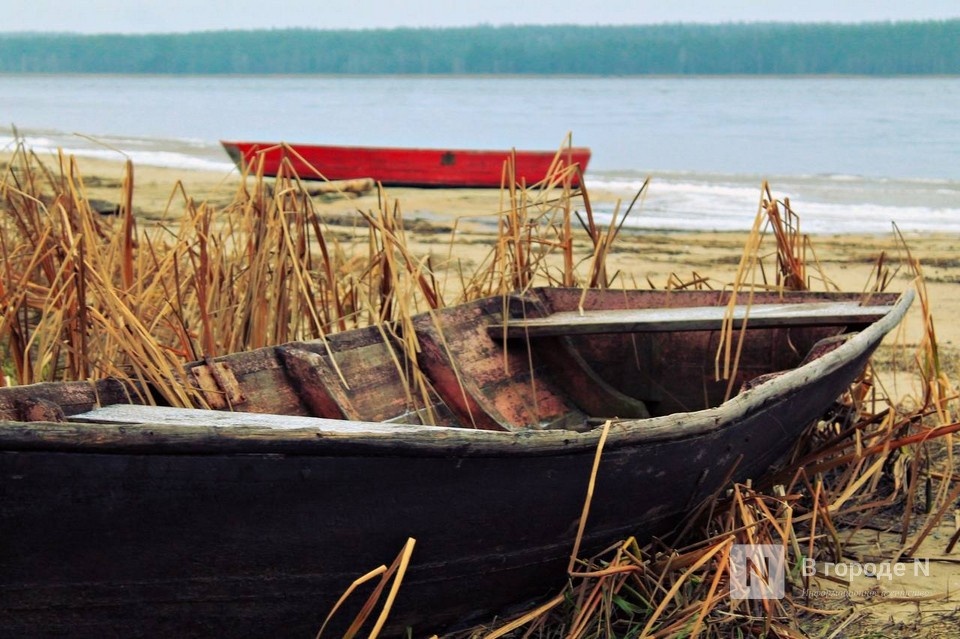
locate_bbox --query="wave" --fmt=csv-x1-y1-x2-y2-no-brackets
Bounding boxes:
585,171,960,234
53,147,235,173
1,130,235,173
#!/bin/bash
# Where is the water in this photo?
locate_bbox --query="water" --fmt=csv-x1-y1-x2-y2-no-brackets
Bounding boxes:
1,74,958,233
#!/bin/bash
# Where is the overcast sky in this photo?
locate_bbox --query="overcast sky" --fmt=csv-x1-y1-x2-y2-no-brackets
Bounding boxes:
4,0,960,34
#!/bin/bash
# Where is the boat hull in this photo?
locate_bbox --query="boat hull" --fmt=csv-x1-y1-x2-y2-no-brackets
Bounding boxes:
0,349,869,637
220,141,591,188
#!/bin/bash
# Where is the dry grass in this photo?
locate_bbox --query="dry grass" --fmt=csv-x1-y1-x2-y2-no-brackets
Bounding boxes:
0,141,598,395
1,141,957,638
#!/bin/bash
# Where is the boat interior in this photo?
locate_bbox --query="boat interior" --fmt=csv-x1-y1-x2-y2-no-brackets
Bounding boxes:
0,289,895,432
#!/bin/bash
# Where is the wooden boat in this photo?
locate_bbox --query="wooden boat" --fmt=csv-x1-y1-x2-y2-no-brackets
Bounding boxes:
0,287,913,637
220,140,591,188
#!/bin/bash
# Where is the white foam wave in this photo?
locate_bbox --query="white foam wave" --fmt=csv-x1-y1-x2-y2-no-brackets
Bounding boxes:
586,172,960,234
3,128,235,173
58,147,234,172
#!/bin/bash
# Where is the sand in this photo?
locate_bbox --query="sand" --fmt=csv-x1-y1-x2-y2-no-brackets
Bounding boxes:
5,150,960,632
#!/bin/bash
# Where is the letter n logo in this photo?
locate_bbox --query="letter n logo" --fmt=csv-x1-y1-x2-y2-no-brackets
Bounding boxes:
730,544,785,600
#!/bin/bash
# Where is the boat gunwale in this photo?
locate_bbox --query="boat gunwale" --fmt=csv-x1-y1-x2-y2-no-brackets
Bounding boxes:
0,288,914,458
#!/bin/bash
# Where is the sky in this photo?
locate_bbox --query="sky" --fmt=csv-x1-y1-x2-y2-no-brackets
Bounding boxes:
4,0,960,34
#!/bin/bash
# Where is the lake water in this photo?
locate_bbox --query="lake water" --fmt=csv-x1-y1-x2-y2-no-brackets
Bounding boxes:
1,74,958,233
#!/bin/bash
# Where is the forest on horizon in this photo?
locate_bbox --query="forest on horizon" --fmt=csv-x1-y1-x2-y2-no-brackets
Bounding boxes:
1,21,958,75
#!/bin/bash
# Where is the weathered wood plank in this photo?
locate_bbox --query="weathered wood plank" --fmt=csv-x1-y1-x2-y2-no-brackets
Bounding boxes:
70,404,458,435
184,347,310,415
414,297,588,431
490,302,892,338
0,378,145,421
276,328,462,427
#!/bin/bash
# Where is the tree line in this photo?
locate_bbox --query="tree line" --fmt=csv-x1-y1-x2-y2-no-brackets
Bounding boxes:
1,22,958,75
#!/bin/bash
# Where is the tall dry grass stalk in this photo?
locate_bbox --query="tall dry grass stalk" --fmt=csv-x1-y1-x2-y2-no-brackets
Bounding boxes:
1,143,415,399
453,143,639,301
714,182,841,398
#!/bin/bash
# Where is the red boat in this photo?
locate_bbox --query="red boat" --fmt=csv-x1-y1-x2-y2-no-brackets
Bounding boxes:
221,140,590,188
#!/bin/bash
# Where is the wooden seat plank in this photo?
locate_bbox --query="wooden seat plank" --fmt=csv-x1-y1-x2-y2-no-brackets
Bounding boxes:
490,301,892,338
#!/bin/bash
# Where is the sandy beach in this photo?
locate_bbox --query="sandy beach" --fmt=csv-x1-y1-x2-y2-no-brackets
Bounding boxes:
4,149,960,633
